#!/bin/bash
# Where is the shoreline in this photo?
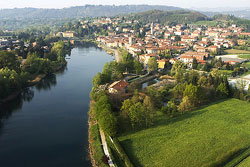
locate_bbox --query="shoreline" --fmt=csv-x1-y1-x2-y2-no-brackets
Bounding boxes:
88,100,109,167
88,41,123,167
96,42,122,62
0,62,67,104
88,109,98,167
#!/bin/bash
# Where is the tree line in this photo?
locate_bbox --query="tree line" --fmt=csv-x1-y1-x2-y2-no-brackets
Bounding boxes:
0,41,71,100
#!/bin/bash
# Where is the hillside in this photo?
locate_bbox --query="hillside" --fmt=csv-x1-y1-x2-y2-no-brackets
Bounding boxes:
202,9,250,20
128,10,209,25
0,5,182,19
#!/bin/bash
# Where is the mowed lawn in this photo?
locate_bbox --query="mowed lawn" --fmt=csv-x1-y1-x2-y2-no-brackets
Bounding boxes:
118,99,250,167
237,156,250,167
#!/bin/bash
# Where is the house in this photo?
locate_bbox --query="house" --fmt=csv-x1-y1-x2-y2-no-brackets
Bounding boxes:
191,31,201,37
181,36,197,43
108,80,129,94
146,47,158,54
158,59,168,69
174,30,183,36
139,53,159,65
181,51,210,59
32,42,37,47
194,45,207,52
164,31,173,39
62,31,74,38
180,51,209,65
208,45,218,53
169,58,177,64
238,40,246,46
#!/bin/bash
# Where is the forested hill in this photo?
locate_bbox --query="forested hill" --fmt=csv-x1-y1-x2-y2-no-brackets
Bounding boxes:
128,10,209,24
0,5,182,19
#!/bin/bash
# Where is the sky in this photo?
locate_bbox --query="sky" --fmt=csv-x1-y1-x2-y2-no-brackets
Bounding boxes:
0,0,250,9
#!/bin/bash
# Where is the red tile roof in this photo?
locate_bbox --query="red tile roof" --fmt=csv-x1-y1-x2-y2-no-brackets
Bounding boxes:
110,80,129,92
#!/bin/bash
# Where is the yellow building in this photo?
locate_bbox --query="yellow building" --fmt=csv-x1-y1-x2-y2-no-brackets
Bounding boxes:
62,31,74,38
158,59,168,69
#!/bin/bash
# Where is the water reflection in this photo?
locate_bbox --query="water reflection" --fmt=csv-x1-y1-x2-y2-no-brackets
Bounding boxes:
35,74,57,92
0,46,112,167
0,88,34,132
0,73,58,128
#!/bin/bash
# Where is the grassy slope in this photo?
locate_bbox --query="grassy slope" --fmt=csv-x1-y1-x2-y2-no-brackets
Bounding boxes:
238,54,250,59
244,62,250,69
219,70,234,76
118,99,250,167
237,156,250,167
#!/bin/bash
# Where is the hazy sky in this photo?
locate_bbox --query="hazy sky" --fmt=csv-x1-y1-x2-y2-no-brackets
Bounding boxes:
0,0,250,9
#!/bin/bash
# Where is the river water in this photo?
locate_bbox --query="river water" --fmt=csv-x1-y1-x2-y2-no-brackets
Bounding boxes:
0,46,113,167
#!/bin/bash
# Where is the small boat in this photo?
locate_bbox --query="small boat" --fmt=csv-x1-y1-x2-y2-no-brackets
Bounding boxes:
66,57,71,59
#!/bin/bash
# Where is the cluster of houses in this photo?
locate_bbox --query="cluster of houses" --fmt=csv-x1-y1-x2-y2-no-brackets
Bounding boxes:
0,38,29,51
95,17,250,69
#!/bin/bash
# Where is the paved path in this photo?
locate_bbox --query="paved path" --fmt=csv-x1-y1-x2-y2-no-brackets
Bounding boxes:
100,129,115,167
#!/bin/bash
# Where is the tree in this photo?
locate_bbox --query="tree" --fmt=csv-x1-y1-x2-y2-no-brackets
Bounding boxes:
0,51,21,72
102,62,112,83
99,108,118,136
203,62,212,72
192,58,198,70
236,79,247,93
121,99,133,118
0,67,22,99
143,96,155,127
127,82,141,93
170,83,187,99
248,84,250,95
95,94,111,119
134,60,144,75
170,60,185,82
216,82,229,98
92,72,102,87
198,75,208,87
131,90,140,104
146,87,162,108
188,70,199,85
147,57,158,72
183,84,199,105
166,99,178,116
128,102,145,129
178,96,194,113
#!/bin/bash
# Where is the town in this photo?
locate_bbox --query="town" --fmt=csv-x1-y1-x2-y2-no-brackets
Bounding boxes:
2,7,250,167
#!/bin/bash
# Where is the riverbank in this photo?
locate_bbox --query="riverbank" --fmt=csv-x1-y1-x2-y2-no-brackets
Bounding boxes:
96,42,122,62
88,101,109,167
0,62,67,104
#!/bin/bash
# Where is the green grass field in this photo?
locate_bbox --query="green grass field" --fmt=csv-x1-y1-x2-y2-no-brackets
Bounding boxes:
225,49,250,54
219,70,234,76
118,99,250,167
237,156,250,167
238,54,250,59
244,62,250,69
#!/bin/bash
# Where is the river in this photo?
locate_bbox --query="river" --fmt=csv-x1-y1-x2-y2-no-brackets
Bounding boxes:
0,46,113,167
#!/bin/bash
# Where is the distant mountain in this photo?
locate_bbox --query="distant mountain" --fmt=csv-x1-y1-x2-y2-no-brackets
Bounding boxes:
220,10,250,20
0,5,182,19
129,10,209,24
194,8,250,20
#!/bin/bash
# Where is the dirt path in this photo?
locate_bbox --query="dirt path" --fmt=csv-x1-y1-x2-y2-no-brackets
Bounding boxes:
100,129,115,167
